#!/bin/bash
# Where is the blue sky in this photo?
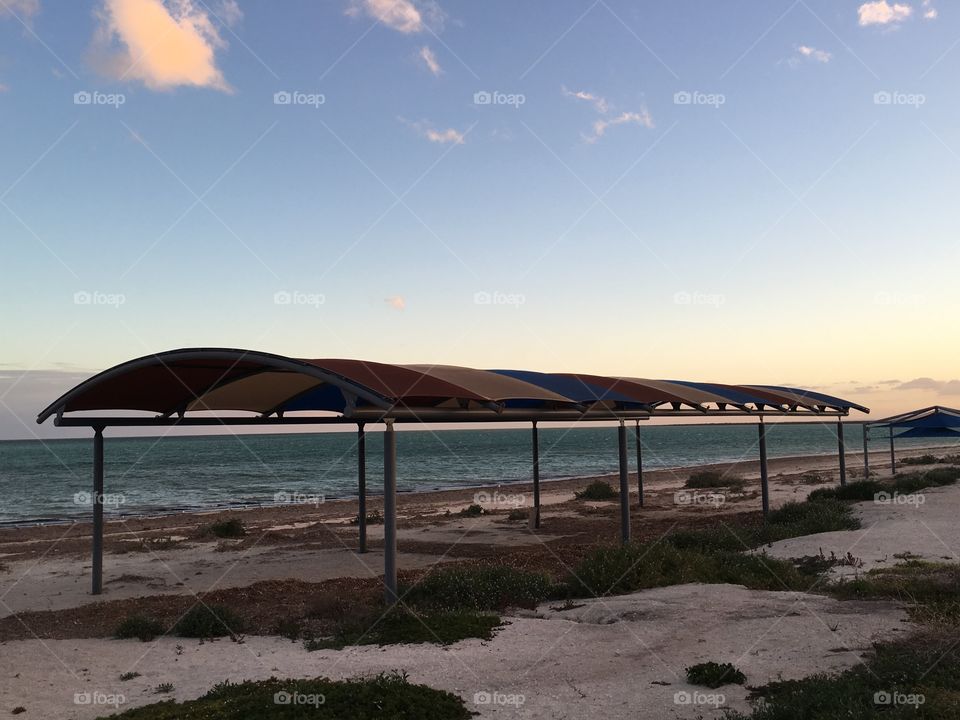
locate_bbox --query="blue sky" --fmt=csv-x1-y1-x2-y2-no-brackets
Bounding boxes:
1,0,959,438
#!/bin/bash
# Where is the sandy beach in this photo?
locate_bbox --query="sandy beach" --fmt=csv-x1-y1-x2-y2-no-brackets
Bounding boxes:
1,444,957,718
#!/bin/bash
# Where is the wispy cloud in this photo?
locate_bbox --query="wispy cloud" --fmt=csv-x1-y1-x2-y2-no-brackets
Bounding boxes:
896,378,960,394
216,0,243,28
419,45,441,76
386,295,406,310
403,118,465,144
858,1,913,26
347,0,443,34
0,0,40,19
90,0,233,91
797,45,832,63
562,86,609,113
922,0,938,20
587,110,654,143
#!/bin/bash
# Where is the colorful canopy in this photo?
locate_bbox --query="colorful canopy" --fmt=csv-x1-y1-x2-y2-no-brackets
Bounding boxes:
868,406,960,439
36,348,869,425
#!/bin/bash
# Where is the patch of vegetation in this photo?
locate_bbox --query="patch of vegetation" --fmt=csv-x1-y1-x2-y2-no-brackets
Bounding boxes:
562,541,809,598
458,503,485,517
154,683,173,694
791,549,862,578
575,480,618,500
272,616,303,641
686,471,744,490
506,508,529,521
686,661,746,688
120,672,141,681
203,518,246,539
808,480,884,503
304,607,501,650
97,672,473,719
402,566,554,611
173,604,245,638
724,630,960,719
900,454,939,465
798,472,829,485
349,510,384,525
764,498,860,537
829,560,960,606
115,614,166,642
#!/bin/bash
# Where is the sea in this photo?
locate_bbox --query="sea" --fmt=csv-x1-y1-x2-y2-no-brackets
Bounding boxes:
0,422,949,525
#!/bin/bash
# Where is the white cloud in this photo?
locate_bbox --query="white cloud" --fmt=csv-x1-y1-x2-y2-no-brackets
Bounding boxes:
419,45,441,76
858,1,913,26
216,0,243,28
922,0,938,19
562,86,609,113
896,378,960,394
797,45,832,63
0,0,40,19
347,0,443,34
386,295,406,310
91,0,232,91
425,127,464,144
586,110,655,143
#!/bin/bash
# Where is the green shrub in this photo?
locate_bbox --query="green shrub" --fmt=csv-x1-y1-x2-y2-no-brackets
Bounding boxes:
402,566,554,611
901,454,939,465
808,480,883,503
115,614,166,642
506,508,529,521
764,499,859,538
923,466,960,485
686,471,743,489
173,604,245,638
458,504,485,517
97,672,473,719
205,518,246,539
575,480,618,500
304,607,501,650
350,510,384,525
686,661,746,688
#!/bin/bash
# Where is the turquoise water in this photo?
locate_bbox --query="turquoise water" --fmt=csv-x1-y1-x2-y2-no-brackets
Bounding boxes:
0,423,949,524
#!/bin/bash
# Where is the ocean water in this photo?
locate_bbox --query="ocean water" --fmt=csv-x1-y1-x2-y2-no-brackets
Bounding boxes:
0,423,949,525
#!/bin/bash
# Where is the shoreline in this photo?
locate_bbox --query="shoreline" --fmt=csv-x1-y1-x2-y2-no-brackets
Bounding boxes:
2,442,956,529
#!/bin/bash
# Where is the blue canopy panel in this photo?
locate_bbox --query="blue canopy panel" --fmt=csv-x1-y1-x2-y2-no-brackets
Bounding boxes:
489,370,648,410
276,384,348,413
758,385,867,413
894,427,960,439
665,380,772,409
892,409,960,430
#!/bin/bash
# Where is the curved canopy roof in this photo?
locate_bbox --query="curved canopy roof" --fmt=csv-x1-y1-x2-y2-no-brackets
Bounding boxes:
867,406,960,438
36,348,869,425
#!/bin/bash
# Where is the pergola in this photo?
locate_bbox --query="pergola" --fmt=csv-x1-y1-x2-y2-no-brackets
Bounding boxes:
863,406,960,475
37,348,869,603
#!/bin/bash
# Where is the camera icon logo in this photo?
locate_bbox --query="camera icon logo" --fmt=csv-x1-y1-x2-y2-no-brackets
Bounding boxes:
274,91,292,105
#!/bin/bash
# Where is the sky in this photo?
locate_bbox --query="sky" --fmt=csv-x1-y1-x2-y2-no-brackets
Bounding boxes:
1,0,959,439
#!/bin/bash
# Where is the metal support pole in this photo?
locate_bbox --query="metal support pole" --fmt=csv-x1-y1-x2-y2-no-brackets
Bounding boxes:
357,423,367,554
889,426,896,473
837,419,847,487
634,421,644,508
862,424,869,479
758,420,770,519
531,422,541,529
383,421,398,605
92,426,104,595
618,422,630,544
